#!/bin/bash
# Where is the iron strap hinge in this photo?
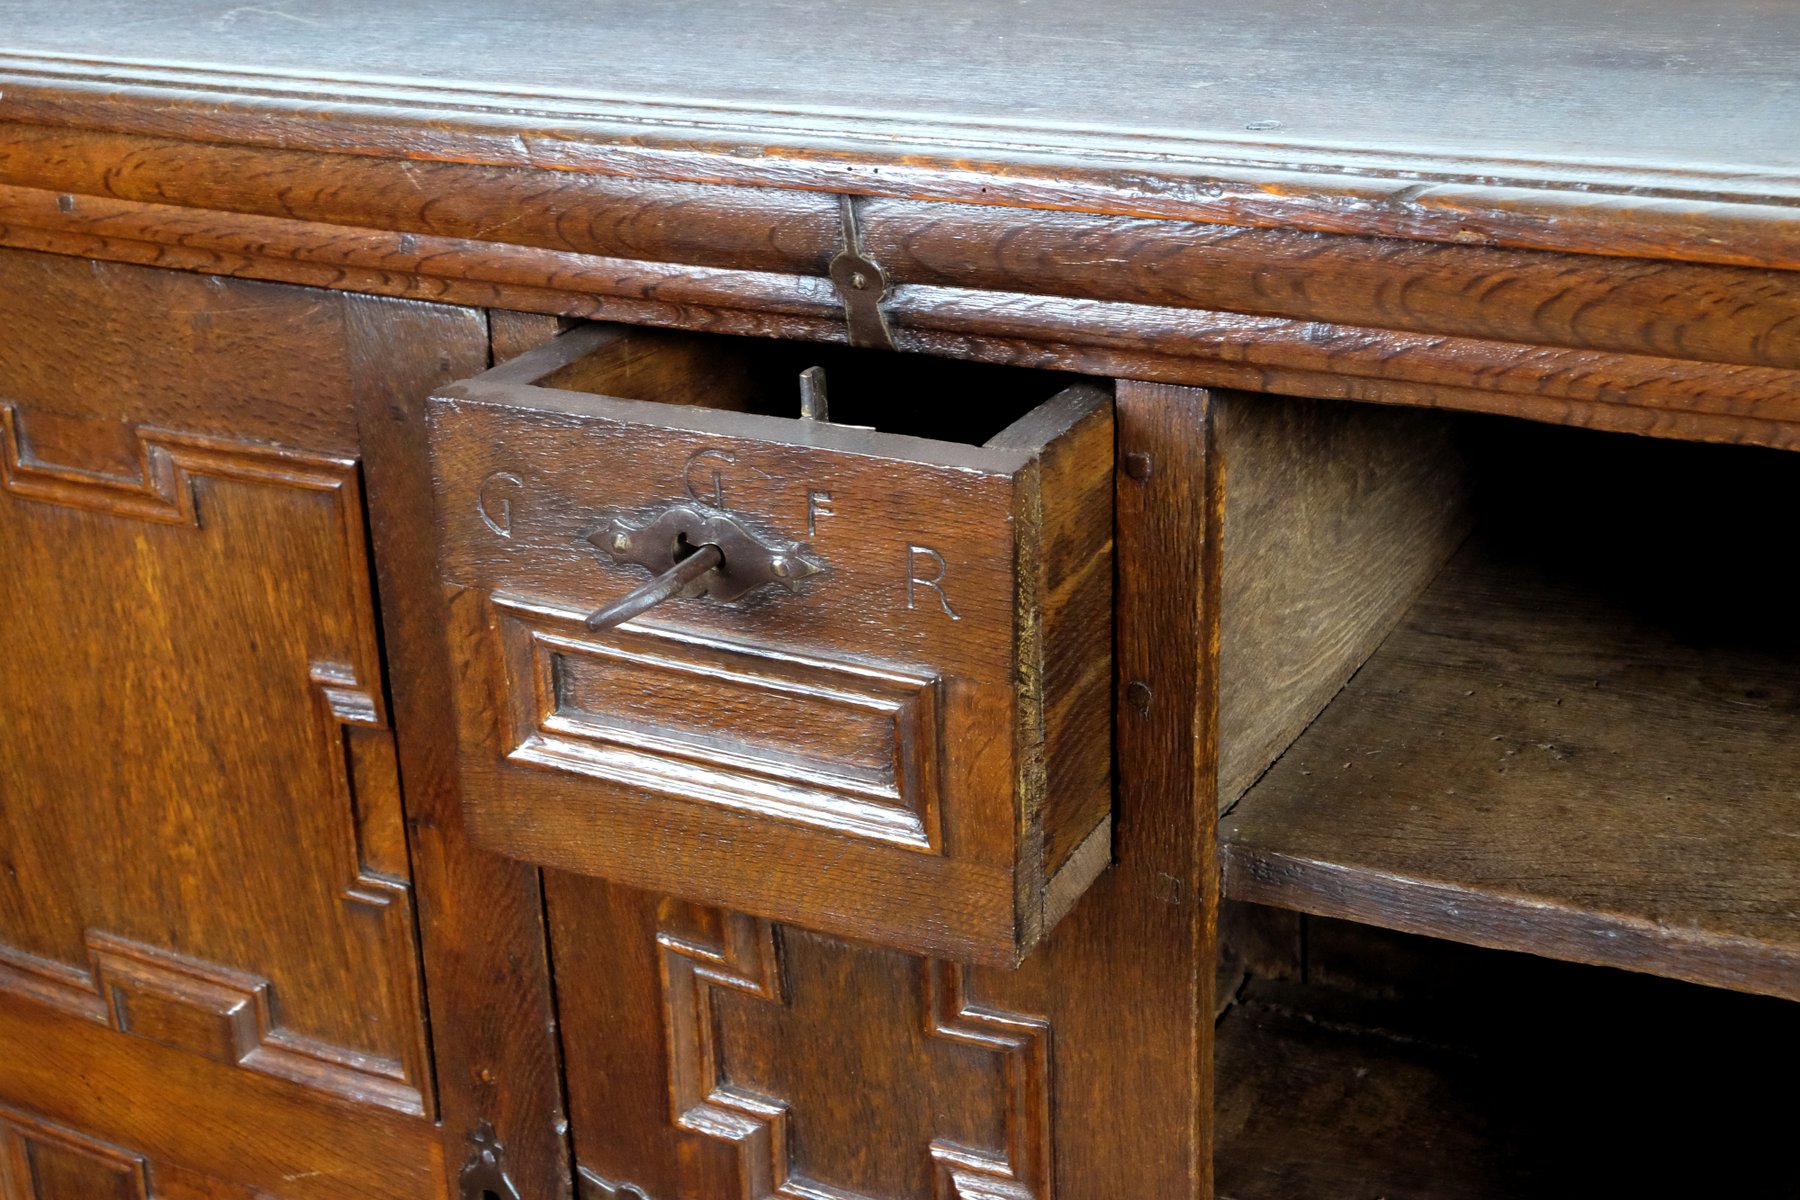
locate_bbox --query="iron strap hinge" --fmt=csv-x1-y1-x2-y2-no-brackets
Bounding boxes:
828,194,898,351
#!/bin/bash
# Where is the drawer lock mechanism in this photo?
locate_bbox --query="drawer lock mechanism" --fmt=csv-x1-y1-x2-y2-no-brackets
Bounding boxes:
584,502,824,630
582,366,840,630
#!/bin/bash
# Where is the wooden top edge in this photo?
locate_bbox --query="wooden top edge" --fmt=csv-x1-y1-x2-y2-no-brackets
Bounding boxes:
984,383,1113,457
1,48,1792,194
2,50,1797,271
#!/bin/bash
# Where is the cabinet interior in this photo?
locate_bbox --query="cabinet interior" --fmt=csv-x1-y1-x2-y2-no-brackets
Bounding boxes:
1213,404,1799,1196
1214,907,1797,1200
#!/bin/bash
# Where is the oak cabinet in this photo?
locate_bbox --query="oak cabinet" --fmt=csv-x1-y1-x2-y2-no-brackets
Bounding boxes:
3,242,1797,1200
2,2,1798,1189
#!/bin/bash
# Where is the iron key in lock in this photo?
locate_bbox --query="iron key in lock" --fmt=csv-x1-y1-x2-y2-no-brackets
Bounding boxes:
583,368,835,631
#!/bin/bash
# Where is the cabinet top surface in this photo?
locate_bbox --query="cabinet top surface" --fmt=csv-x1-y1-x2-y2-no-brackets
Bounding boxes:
3,0,1796,190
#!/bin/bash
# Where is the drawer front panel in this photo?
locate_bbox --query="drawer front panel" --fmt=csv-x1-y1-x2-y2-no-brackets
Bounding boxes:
432,389,1024,681
428,325,1113,962
499,598,944,851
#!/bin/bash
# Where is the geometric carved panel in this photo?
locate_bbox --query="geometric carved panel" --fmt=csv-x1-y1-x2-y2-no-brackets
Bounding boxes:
658,907,1051,1200
0,1109,149,1200
88,931,422,1116
0,405,430,1117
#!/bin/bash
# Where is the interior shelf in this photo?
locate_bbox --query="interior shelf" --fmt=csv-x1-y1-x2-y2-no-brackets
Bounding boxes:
1220,426,1800,1001
1214,936,1799,1200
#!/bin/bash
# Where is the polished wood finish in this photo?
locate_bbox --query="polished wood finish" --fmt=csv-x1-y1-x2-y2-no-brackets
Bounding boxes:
0,999,441,1200
2,0,1797,266
1,8,1798,450
0,247,362,452
0,250,449,1198
1223,427,1800,1000
0,127,1794,448
1,6,1795,1196
1093,381,1221,1200
349,300,577,1200
0,261,429,1117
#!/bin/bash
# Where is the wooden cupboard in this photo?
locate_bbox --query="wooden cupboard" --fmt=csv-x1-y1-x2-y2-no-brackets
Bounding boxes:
0,3,1795,1197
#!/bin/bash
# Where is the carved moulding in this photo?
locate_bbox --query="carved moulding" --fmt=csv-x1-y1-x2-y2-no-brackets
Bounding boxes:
658,910,1051,1200
0,1106,151,1200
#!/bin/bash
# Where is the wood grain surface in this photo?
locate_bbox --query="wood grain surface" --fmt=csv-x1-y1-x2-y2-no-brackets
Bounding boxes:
350,301,577,1200
2,11,1799,448
1216,966,1799,1199
1213,392,1471,809
0,997,443,1200
2,165,1793,447
427,325,1113,963
0,250,447,1195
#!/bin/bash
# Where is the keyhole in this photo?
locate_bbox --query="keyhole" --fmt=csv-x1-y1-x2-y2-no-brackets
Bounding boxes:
674,531,722,569
481,1191,501,1200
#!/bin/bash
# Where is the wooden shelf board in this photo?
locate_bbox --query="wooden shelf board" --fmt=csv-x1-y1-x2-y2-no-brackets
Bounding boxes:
1221,535,1800,1001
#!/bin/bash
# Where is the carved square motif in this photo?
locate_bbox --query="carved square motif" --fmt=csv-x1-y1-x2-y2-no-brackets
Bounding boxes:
90,933,265,1067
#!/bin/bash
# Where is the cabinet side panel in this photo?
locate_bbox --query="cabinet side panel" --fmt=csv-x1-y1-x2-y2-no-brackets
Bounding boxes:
1029,390,1116,882
1214,393,1472,810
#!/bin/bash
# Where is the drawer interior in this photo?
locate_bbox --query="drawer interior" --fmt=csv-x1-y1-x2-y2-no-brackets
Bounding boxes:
531,323,1078,444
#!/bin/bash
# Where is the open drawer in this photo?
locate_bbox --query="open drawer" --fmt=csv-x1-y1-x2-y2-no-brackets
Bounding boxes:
426,324,1113,964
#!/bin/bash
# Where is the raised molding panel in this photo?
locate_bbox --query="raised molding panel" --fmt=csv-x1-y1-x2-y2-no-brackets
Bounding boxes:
658,911,1051,1200
0,1109,149,1200
0,405,432,1118
89,932,424,1117
498,598,944,852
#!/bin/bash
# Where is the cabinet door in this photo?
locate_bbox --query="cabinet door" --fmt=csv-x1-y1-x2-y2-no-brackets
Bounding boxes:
0,250,489,1200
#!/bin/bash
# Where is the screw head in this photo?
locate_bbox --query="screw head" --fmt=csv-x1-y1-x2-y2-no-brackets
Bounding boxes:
612,531,632,553
850,271,869,290
768,555,791,578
